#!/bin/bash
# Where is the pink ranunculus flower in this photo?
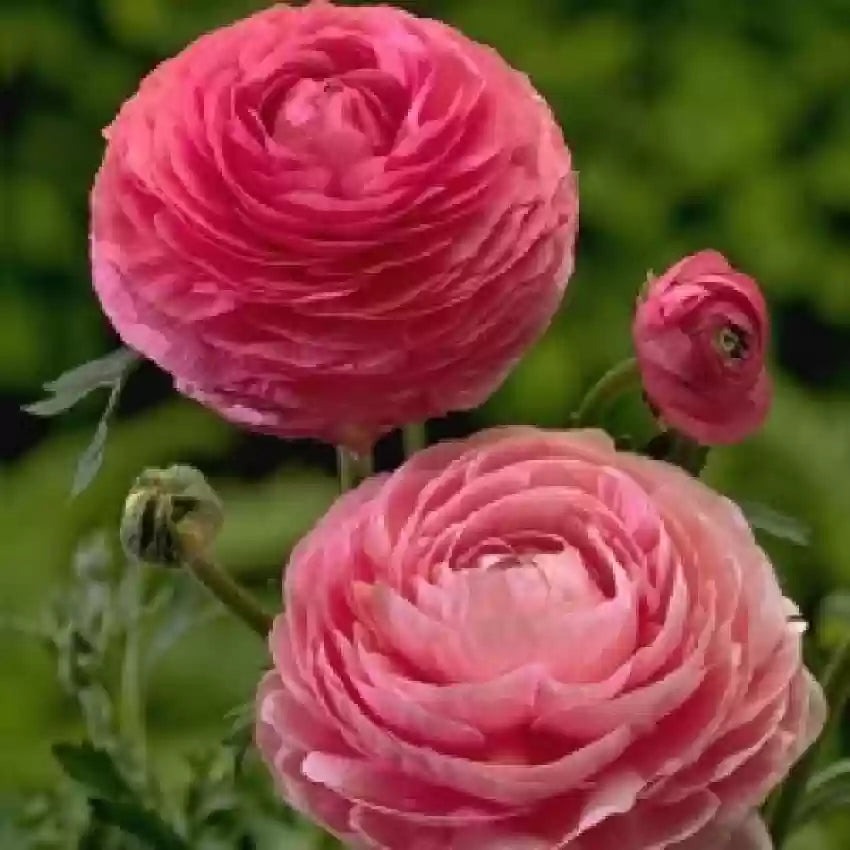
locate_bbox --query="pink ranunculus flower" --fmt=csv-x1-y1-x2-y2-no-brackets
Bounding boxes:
90,2,578,450
633,251,772,445
257,427,824,849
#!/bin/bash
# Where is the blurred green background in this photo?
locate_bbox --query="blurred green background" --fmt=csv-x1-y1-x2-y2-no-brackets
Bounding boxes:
2,0,849,847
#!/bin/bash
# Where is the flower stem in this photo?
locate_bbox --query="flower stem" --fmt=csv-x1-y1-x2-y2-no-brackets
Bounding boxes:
769,636,850,847
645,430,709,477
180,540,274,638
573,357,642,427
402,422,427,458
337,446,373,492
119,560,146,773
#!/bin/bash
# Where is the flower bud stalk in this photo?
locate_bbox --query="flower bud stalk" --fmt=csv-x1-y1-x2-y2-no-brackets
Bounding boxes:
121,466,273,638
573,357,641,428
179,538,274,639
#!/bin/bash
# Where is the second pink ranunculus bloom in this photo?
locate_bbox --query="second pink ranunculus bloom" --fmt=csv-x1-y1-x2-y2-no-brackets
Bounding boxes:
633,251,772,445
257,427,823,850
90,2,578,450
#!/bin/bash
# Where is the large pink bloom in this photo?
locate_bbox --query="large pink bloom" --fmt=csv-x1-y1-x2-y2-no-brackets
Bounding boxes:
257,427,824,849
633,251,771,445
90,2,577,449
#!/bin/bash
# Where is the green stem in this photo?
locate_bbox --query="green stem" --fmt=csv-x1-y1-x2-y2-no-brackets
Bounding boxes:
402,422,427,458
769,637,850,847
573,357,642,427
337,446,374,492
119,561,146,772
182,546,274,638
646,430,709,477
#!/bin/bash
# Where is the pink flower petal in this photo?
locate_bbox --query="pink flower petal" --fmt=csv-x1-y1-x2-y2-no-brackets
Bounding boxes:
257,427,823,849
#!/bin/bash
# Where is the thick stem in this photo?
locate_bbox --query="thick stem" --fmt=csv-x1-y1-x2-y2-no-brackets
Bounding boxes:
402,422,427,458
181,542,274,639
337,446,374,492
769,637,850,847
573,357,642,427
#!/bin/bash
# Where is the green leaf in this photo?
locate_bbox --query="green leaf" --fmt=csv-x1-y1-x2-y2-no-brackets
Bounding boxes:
24,347,139,417
818,593,850,651
144,575,212,674
71,394,118,496
223,701,255,777
24,392,94,417
77,820,108,850
89,798,188,850
738,501,811,546
52,742,132,800
71,381,121,496
798,760,850,825
22,346,142,495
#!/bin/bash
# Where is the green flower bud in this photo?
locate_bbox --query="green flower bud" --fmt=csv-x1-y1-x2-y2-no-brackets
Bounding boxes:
120,465,223,567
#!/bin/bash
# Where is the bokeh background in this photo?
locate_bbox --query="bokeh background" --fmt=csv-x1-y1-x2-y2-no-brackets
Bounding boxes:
2,0,849,847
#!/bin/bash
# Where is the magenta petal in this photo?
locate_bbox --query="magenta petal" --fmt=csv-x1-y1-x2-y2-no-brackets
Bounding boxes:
634,250,771,445
90,3,577,448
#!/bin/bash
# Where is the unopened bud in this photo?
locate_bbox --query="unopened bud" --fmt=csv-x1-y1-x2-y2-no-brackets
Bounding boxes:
120,465,223,567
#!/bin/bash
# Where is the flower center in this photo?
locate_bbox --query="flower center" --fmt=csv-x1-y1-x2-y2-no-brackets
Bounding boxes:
475,549,605,610
269,76,391,164
715,323,750,361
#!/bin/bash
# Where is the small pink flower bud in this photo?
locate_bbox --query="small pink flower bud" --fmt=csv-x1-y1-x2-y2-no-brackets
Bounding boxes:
633,250,772,444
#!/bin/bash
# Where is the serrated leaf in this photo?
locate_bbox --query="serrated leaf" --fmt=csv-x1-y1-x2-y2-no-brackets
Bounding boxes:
798,760,850,824
23,347,141,495
52,742,132,800
89,798,188,850
71,373,125,496
24,347,138,417
24,391,95,417
71,420,109,496
45,347,138,394
738,501,811,546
